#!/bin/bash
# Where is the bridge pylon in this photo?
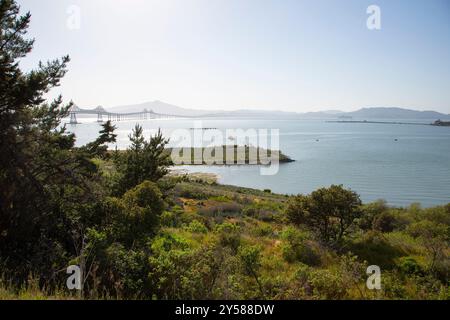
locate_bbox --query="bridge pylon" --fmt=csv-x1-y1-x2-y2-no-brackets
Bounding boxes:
70,112,78,124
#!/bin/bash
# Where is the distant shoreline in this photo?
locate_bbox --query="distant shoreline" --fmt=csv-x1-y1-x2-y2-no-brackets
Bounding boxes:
327,120,450,126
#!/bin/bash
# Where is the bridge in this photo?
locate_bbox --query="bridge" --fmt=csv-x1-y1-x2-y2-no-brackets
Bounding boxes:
68,105,188,124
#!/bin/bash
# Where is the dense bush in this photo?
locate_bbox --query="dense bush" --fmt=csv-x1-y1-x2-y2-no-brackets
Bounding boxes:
175,183,212,200
349,231,405,269
253,224,274,237
281,227,321,266
358,200,389,230
372,211,398,232
309,269,347,299
286,185,362,246
238,245,265,298
215,223,241,252
398,257,423,276
406,220,449,271
186,220,208,234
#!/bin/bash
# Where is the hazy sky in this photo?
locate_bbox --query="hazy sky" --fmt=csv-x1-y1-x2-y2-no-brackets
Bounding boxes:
17,0,450,113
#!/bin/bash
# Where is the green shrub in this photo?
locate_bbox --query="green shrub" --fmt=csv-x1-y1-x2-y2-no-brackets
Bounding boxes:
238,245,264,297
151,232,190,255
349,231,405,269
382,271,407,299
286,185,362,246
338,253,367,295
281,227,321,266
160,211,177,228
406,220,449,272
433,258,450,283
397,257,423,275
421,206,450,226
406,220,449,240
309,269,346,299
253,224,274,237
282,243,320,266
103,181,165,246
123,180,164,213
177,184,211,200
294,263,311,284
103,243,148,297
215,223,241,252
373,211,398,232
238,245,262,276
389,209,413,230
186,220,208,234
358,200,389,230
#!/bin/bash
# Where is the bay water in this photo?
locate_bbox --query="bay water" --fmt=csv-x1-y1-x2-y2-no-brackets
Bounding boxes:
66,117,450,207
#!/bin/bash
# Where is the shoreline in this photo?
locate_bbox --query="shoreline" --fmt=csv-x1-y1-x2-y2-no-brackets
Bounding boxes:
327,120,430,126
169,169,450,208
328,120,450,127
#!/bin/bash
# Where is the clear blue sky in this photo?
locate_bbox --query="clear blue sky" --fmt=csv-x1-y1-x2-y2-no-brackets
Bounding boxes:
17,0,450,113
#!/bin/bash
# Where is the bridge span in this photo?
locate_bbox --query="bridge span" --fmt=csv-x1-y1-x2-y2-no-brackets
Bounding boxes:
68,105,188,124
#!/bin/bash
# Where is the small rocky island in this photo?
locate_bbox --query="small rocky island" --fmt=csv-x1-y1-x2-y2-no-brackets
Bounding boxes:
168,145,294,165
432,119,450,126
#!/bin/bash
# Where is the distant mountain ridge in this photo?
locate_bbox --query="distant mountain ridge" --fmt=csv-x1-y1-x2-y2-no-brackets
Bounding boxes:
102,101,450,121
345,107,450,120
107,100,212,117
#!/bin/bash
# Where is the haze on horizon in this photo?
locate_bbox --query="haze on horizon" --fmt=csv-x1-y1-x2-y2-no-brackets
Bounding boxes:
17,0,450,114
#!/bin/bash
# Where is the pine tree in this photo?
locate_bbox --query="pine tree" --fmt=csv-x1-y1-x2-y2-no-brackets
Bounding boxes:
114,125,172,194
0,0,105,282
81,120,117,158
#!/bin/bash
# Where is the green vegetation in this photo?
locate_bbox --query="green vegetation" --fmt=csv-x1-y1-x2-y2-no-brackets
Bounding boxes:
112,125,172,195
286,185,362,246
0,0,448,300
2,165,449,299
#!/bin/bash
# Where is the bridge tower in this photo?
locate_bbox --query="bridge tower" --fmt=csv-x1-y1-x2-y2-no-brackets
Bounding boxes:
94,106,106,122
70,112,78,124
69,105,81,124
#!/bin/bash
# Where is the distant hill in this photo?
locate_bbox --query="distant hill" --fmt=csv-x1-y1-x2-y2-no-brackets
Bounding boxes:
201,109,304,119
102,101,450,121
203,109,347,119
297,107,450,120
345,107,450,120
107,100,212,117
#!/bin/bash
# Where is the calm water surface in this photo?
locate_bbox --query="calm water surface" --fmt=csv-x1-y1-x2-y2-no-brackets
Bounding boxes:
66,118,450,207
